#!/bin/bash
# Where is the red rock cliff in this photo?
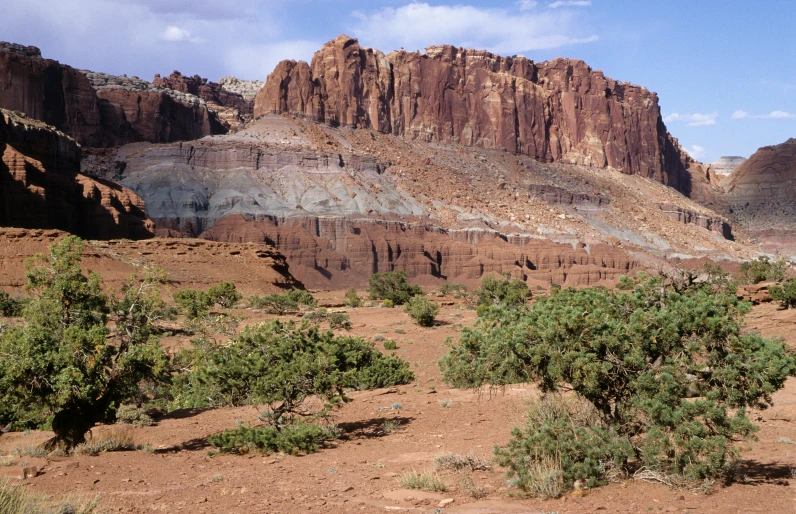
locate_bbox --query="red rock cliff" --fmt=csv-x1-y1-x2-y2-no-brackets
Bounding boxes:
255,35,696,196
0,109,154,239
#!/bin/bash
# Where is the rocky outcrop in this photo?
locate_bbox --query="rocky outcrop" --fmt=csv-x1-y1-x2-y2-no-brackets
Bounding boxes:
711,156,745,176
722,139,796,204
656,202,732,240
153,71,251,116
0,42,227,147
527,184,609,207
0,109,153,239
202,213,638,289
218,76,265,101
255,35,697,196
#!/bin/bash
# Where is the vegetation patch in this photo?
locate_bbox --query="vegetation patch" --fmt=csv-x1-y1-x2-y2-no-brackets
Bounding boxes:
368,271,423,305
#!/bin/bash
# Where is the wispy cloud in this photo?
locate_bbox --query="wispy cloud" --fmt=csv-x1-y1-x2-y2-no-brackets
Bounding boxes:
517,0,538,10
732,110,795,120
160,26,198,43
349,2,598,55
685,144,706,159
548,0,592,7
663,112,718,127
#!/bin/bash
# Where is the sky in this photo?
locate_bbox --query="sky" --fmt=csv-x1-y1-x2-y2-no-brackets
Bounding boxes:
3,0,795,162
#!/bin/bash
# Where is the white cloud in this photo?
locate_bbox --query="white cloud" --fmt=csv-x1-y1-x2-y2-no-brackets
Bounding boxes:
685,145,705,159
161,26,195,42
224,40,320,81
548,0,592,7
349,3,598,55
517,0,538,10
663,112,717,127
732,109,795,120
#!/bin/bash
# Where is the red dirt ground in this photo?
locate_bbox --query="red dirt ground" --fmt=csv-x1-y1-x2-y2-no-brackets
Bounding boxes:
1,292,795,514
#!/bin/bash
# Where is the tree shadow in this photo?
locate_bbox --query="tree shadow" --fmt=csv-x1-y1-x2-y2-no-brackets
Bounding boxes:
734,460,794,485
337,416,414,441
154,437,211,453
159,407,212,421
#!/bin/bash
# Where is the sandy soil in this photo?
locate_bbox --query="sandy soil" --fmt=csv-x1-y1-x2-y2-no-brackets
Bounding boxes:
1,293,795,514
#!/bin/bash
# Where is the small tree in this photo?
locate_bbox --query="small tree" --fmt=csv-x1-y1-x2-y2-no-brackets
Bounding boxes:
441,273,795,492
0,292,25,317
770,278,796,309
739,256,788,284
404,296,439,327
343,287,363,308
0,237,169,449
207,282,242,309
173,289,213,319
474,273,529,308
368,271,423,305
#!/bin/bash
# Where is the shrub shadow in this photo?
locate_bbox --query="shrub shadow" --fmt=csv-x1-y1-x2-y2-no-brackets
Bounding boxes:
734,460,794,485
337,416,414,441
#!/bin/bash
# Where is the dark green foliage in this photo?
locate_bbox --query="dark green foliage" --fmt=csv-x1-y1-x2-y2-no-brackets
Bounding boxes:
770,278,796,309
739,256,788,284
209,423,340,455
496,395,633,494
439,283,467,298
474,274,529,308
248,289,317,314
304,308,352,330
368,271,423,305
441,273,795,491
404,296,439,326
0,292,25,317
343,287,363,307
172,320,413,424
173,289,213,319
0,237,169,448
207,282,242,309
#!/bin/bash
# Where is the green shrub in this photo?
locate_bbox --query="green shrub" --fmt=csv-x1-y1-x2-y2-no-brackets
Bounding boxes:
305,309,351,329
739,256,788,284
404,296,439,326
382,299,394,308
440,273,795,492
368,271,423,305
343,287,363,308
0,292,25,317
171,320,413,421
248,289,316,314
115,404,154,427
207,282,242,309
474,274,529,308
173,289,213,319
439,283,468,298
209,423,340,455
770,278,796,309
0,237,169,449
383,340,398,350
496,394,632,496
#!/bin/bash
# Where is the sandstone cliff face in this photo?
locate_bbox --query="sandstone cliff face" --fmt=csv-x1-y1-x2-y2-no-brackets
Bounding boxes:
0,43,227,147
255,35,697,195
153,71,252,117
0,109,153,239
722,138,796,204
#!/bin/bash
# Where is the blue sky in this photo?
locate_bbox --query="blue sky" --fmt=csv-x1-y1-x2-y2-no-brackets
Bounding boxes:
4,0,794,162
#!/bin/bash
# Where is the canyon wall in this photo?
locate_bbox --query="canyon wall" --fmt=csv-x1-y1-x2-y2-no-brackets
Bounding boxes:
255,35,699,196
0,43,227,147
0,109,153,239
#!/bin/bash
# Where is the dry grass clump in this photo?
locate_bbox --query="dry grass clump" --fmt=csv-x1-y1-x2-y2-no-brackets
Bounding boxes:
510,454,565,500
12,446,48,459
434,452,491,472
74,426,146,456
396,469,448,491
0,478,99,514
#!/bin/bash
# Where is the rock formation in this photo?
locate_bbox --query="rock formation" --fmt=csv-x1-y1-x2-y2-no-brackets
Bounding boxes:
711,156,746,176
0,42,227,147
217,76,265,101
255,35,700,197
0,109,153,239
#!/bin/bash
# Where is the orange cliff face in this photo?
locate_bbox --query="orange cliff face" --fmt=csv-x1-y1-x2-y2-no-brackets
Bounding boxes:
254,35,704,198
0,109,154,239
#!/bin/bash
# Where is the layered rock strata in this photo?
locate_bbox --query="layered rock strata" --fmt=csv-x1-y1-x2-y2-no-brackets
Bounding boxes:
0,109,153,239
0,42,226,147
255,35,699,196
711,156,746,176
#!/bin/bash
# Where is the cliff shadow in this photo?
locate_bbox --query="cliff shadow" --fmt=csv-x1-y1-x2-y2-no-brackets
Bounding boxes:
0,144,51,229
